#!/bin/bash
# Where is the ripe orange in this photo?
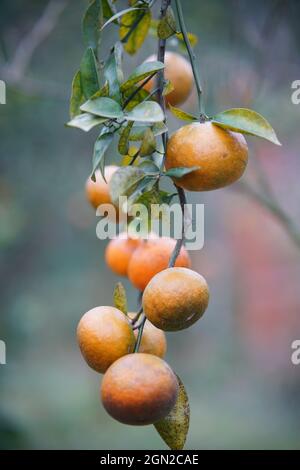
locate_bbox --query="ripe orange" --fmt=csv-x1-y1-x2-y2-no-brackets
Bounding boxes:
143,267,209,331
128,313,167,358
143,51,193,106
105,233,142,276
85,165,118,209
128,237,191,291
101,353,178,425
166,122,248,191
77,306,135,373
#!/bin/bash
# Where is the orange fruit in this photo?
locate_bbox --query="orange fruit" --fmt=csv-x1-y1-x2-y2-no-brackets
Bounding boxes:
128,313,167,358
166,122,248,191
105,233,142,277
128,237,191,291
143,51,193,106
143,267,209,331
101,353,178,425
77,306,135,373
85,165,118,209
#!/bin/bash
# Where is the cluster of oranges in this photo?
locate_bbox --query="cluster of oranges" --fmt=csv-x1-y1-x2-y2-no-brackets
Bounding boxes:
79,51,249,428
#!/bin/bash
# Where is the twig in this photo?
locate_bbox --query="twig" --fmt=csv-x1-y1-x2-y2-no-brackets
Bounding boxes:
168,185,187,267
174,0,206,122
134,315,146,352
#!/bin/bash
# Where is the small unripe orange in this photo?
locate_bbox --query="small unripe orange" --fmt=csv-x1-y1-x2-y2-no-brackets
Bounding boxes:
101,353,178,425
77,306,135,373
143,267,209,331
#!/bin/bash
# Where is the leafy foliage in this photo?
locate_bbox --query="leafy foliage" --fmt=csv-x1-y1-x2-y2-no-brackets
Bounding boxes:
113,282,128,315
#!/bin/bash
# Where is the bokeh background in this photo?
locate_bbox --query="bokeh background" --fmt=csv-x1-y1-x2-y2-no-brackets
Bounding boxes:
1,0,300,450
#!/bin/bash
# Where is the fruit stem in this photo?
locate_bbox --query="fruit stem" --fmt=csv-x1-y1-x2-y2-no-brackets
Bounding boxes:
174,0,206,122
168,185,187,267
134,315,146,352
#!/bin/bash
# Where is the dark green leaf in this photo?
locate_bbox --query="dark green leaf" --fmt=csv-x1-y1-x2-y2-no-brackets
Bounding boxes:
211,108,281,145
90,81,110,100
120,61,164,92
104,42,123,101
66,113,107,132
113,282,127,314
169,104,198,122
139,128,156,157
109,166,145,208
92,130,114,179
69,70,85,119
122,87,149,112
154,376,190,450
80,47,100,99
126,176,157,208
82,0,103,53
164,166,199,178
102,7,142,30
138,159,160,174
125,102,164,123
81,97,124,118
120,8,151,55
102,0,116,21
157,6,177,39
118,121,134,155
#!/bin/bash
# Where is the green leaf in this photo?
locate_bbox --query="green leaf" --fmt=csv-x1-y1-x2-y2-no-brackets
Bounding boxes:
154,376,190,450
69,70,85,119
139,128,156,157
120,61,165,92
176,31,198,48
92,130,114,179
66,113,107,132
82,0,103,53
122,87,149,112
80,47,100,99
125,102,164,123
102,7,143,30
129,122,168,141
163,79,174,97
164,166,199,178
118,121,134,155
102,0,116,21
90,81,110,100
169,104,198,122
104,42,123,101
126,176,157,208
211,108,281,145
113,282,127,314
157,6,177,40
109,166,145,208
81,97,124,119
120,8,151,55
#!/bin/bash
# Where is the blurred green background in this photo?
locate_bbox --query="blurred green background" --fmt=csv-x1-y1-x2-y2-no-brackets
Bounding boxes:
1,0,300,449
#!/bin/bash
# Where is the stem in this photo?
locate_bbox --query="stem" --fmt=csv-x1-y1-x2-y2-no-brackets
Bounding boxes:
131,306,143,325
134,315,146,352
168,185,187,267
236,182,300,251
174,0,205,121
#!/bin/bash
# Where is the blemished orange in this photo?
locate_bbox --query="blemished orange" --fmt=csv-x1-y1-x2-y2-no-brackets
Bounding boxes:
85,165,118,209
143,267,209,331
77,306,135,373
166,122,248,191
101,353,178,425
143,51,193,106
105,233,142,276
128,237,191,291
128,313,167,358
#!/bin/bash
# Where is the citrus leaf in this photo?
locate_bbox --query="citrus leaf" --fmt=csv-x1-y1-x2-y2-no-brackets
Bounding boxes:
163,79,174,97
104,42,123,101
66,113,107,132
92,130,114,179
80,47,100,99
69,70,85,119
176,31,198,48
122,87,149,112
120,61,165,92
157,5,177,40
211,108,281,145
138,159,160,174
109,166,145,208
129,122,168,141
90,81,110,100
126,176,157,209
125,102,164,123
113,282,127,314
101,7,143,30
118,121,134,155
169,104,198,122
81,97,124,119
139,128,156,157
120,8,151,55
154,376,190,450
102,0,117,22
82,0,103,53
164,166,199,178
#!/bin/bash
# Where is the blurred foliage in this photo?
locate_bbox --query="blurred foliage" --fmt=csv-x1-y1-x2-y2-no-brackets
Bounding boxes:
0,0,300,450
